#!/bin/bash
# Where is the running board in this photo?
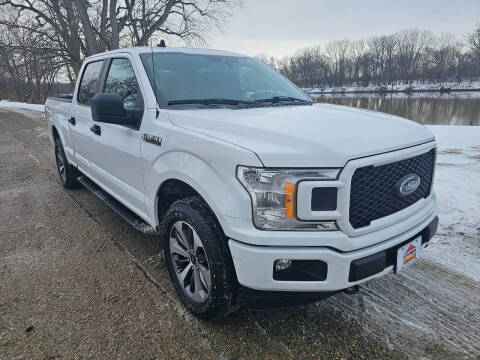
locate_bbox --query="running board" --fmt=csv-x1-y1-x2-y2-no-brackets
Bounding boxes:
77,175,158,235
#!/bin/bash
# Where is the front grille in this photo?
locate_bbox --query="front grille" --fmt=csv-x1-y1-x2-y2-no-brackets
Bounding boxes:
349,148,435,229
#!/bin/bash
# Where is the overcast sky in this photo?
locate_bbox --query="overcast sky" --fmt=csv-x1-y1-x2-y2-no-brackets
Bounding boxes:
206,0,480,57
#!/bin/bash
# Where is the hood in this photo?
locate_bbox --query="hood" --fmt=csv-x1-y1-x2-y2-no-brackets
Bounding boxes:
168,103,435,167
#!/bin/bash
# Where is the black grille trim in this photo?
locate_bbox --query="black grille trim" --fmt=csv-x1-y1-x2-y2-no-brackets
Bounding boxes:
311,187,337,211
349,149,435,229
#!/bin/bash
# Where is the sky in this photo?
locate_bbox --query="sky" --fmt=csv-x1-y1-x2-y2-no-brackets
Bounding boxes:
206,0,480,58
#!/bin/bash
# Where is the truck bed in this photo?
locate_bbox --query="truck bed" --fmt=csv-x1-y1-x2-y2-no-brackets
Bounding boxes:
47,94,73,103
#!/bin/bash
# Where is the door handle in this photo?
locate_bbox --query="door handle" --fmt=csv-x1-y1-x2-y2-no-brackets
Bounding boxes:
68,117,76,125
90,125,101,135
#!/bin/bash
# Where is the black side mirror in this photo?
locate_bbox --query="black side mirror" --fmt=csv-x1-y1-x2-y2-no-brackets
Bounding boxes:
91,93,136,126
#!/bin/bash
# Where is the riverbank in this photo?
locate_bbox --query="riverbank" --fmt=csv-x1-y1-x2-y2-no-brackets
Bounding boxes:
306,81,480,95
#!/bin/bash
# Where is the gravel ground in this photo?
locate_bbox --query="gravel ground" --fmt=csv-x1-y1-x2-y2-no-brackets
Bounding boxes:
1,108,479,359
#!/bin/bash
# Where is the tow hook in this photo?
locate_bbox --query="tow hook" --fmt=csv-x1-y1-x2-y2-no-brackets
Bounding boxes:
343,285,360,295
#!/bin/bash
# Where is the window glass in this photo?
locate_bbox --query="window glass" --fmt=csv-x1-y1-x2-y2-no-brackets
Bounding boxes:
140,53,311,104
77,61,103,105
104,58,139,110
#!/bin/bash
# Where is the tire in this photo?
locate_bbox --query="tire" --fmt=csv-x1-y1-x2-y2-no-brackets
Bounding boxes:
162,196,239,319
54,138,80,189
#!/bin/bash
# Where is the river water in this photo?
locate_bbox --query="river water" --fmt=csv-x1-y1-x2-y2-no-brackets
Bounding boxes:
311,92,480,126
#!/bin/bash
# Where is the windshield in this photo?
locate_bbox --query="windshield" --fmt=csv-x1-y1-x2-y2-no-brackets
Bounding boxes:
140,52,311,108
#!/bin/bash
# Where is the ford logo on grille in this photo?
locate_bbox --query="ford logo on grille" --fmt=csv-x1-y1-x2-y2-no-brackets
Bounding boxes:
397,174,421,196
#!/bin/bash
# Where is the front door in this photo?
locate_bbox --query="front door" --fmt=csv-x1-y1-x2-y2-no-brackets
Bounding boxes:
88,56,147,218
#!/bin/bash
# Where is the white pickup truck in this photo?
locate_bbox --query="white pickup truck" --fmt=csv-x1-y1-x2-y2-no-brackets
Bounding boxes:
45,46,439,318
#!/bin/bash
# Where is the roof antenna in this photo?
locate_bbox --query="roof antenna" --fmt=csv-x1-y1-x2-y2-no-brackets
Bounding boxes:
158,39,166,47
151,41,159,118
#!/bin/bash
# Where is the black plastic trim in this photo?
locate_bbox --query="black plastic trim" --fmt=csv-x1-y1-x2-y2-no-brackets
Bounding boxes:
240,286,338,310
77,175,158,235
349,251,386,282
311,187,337,211
349,215,439,282
273,260,328,281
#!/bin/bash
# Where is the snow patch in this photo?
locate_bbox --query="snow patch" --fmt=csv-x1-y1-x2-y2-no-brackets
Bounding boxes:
0,100,45,112
426,125,480,282
306,81,480,94
311,91,480,100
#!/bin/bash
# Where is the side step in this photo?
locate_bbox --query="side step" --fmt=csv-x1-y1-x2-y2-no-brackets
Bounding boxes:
77,175,158,235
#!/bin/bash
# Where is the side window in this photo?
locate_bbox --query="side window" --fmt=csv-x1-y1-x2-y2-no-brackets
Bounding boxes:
104,58,140,110
77,61,103,106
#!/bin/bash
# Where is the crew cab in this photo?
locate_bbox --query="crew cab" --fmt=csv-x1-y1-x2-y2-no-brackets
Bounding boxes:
45,47,438,318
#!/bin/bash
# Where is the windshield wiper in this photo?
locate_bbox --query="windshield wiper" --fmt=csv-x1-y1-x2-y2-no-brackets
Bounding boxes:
254,96,311,104
168,98,254,106
167,97,312,108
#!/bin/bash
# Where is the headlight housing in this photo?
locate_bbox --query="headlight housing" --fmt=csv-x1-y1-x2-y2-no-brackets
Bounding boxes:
237,166,340,231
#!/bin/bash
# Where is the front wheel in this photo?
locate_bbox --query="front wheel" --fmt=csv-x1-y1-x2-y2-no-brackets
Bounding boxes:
162,196,239,319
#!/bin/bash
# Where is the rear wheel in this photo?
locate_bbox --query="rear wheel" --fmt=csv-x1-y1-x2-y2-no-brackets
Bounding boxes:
162,196,239,319
54,138,80,189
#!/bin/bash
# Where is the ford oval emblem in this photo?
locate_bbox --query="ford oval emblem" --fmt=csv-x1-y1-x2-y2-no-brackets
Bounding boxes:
396,174,421,196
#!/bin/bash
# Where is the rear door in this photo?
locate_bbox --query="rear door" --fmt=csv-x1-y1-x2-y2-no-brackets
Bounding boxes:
88,56,147,217
69,59,105,171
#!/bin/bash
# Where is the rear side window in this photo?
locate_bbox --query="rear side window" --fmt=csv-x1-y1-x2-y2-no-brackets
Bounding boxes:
104,58,139,110
77,60,103,106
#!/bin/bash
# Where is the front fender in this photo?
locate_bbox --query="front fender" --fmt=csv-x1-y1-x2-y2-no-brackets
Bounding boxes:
144,149,260,229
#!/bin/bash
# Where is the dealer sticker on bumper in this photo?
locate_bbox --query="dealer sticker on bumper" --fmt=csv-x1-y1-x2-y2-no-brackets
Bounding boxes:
396,236,422,273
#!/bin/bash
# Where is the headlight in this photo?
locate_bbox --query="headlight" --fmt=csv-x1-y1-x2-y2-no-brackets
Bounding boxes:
237,166,340,230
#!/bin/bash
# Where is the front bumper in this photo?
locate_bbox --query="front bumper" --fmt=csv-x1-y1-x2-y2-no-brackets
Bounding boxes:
228,212,438,292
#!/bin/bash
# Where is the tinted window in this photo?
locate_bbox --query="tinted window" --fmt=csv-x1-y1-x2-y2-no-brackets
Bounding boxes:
77,61,103,106
140,53,310,105
104,58,139,110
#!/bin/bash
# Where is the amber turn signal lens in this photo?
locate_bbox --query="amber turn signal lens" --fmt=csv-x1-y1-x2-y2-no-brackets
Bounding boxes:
284,182,295,219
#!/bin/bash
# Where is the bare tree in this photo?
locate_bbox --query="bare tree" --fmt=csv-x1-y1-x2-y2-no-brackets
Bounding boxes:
349,40,366,84
255,53,278,69
423,34,461,83
272,27,479,89
368,34,398,86
395,29,434,84
467,22,480,56
0,0,240,75
0,12,65,102
324,40,353,87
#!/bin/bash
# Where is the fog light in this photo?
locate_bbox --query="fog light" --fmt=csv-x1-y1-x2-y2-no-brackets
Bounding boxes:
274,259,292,272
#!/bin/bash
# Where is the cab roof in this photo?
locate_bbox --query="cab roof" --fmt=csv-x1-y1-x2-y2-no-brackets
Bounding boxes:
86,46,247,61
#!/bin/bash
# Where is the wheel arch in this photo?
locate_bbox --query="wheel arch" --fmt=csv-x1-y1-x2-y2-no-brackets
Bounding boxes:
51,125,60,140
50,124,67,151
155,177,225,235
